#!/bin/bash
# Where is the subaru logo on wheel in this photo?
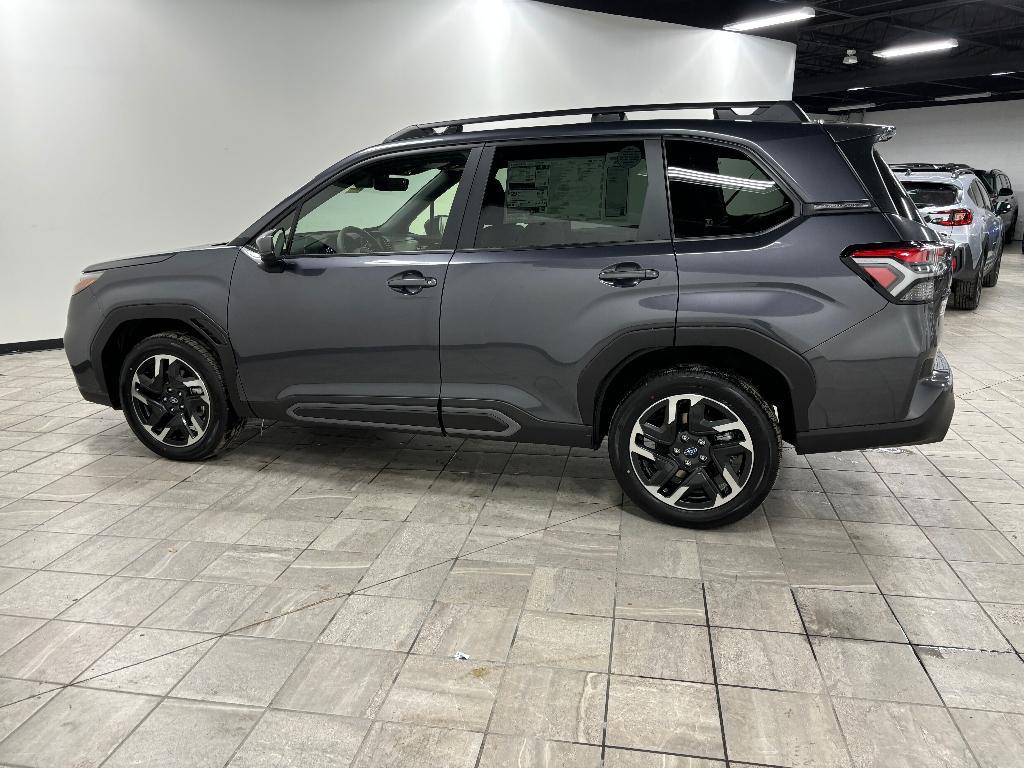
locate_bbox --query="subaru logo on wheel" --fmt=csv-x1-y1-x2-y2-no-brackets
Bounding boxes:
683,446,698,457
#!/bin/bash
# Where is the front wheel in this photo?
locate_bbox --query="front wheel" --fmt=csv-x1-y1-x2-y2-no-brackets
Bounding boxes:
119,332,241,461
608,367,780,528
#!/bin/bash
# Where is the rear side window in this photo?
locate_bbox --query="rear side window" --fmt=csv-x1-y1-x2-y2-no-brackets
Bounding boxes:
474,141,649,249
973,181,992,209
666,140,792,238
903,182,959,209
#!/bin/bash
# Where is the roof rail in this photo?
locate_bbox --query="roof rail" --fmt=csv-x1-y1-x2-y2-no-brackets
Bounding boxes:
382,100,811,143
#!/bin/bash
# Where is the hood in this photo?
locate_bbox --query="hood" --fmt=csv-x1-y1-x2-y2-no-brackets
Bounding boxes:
82,243,228,272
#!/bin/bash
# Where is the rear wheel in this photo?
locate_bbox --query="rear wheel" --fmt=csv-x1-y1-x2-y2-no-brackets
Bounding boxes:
950,251,984,310
983,238,1002,288
119,332,241,460
608,367,780,528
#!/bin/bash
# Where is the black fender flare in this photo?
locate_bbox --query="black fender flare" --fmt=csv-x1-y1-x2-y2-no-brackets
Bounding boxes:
89,303,252,417
579,325,816,437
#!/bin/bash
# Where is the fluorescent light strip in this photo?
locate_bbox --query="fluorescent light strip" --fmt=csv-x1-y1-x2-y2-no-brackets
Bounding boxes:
724,6,814,32
827,102,876,112
992,71,1015,76
667,167,777,192
848,86,868,91
874,39,957,58
934,91,992,102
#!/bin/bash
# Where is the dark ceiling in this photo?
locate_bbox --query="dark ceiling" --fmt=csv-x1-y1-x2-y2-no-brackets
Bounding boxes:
539,0,1024,113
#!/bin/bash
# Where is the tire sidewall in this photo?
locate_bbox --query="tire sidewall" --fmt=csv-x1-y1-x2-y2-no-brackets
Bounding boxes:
119,336,230,461
609,371,779,527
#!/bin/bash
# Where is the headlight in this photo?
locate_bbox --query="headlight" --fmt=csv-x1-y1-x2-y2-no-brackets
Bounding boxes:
72,272,102,295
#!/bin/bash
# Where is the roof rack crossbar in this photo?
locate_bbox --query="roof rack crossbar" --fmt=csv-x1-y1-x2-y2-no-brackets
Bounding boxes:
383,100,810,143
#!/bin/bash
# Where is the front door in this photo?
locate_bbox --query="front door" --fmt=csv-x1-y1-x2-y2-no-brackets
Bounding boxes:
439,138,677,444
229,147,477,434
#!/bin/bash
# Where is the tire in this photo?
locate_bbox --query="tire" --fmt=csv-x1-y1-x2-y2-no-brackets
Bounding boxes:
950,254,984,310
983,238,1002,288
608,366,781,528
118,332,242,461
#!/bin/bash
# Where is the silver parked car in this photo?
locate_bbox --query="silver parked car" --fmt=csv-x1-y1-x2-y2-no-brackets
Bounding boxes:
892,164,1004,310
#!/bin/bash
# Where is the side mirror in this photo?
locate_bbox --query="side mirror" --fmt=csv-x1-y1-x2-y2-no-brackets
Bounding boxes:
999,187,1013,197
255,229,286,265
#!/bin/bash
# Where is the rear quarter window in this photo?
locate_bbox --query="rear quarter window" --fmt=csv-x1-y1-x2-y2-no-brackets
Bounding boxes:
903,182,959,209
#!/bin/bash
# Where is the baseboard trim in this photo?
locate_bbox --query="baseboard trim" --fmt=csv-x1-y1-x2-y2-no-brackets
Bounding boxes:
0,339,65,355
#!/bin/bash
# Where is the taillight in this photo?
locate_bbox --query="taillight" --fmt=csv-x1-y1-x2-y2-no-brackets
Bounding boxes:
843,242,952,304
930,209,973,226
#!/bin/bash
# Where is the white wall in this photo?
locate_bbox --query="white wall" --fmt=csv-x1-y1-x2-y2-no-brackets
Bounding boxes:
868,100,1024,239
0,0,795,343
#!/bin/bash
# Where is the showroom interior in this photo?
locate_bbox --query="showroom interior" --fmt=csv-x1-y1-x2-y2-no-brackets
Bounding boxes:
4,0,1024,766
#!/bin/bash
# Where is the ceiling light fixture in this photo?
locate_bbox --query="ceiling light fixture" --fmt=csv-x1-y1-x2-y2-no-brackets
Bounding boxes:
724,6,815,32
992,71,1015,76
934,91,992,102
828,102,876,112
847,86,867,91
873,39,958,58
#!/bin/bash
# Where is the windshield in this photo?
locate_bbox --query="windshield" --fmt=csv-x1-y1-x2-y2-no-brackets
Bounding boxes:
903,182,959,209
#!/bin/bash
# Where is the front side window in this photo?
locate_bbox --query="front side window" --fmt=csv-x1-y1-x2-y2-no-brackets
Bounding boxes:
667,140,793,238
474,141,649,249
289,150,469,256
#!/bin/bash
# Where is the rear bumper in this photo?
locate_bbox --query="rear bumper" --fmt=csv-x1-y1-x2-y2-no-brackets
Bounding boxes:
794,352,954,454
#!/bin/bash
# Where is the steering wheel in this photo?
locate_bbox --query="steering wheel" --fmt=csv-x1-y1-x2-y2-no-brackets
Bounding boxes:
337,226,386,254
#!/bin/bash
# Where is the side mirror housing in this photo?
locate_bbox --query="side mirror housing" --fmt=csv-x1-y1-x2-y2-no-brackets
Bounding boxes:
255,229,286,265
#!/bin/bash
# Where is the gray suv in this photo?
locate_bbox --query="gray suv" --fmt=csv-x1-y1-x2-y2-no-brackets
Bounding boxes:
64,101,954,528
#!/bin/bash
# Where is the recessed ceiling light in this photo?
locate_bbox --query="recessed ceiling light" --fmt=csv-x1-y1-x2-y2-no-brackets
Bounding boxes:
934,91,992,102
847,86,868,91
828,102,876,112
724,6,815,32
873,39,958,58
992,71,1015,76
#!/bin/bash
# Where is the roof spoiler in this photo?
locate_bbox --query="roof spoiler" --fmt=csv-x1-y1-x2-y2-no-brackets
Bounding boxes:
383,100,811,143
824,123,895,143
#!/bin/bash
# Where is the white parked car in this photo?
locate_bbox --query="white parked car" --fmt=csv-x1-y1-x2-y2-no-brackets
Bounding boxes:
891,164,1004,310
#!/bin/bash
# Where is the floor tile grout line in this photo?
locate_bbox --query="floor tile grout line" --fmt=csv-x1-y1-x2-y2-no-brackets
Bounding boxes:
0,501,618,713
790,582,857,767
702,582,731,765
91,617,225,768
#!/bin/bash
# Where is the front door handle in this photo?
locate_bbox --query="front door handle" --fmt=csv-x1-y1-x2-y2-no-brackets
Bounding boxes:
388,271,437,295
599,263,660,287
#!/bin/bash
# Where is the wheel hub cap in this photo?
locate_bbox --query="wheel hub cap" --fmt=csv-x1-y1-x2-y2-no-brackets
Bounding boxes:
130,354,211,447
629,394,755,511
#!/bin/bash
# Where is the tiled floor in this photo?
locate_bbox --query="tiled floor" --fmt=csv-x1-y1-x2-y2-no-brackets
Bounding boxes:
2,251,1024,767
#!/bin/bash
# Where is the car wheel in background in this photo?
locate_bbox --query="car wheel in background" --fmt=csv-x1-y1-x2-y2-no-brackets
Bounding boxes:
983,238,1002,288
608,366,780,528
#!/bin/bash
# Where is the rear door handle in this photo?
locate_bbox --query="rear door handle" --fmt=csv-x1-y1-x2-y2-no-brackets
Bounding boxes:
388,270,437,295
599,263,660,286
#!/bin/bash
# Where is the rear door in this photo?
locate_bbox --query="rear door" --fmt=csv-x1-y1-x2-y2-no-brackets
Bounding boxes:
438,137,677,443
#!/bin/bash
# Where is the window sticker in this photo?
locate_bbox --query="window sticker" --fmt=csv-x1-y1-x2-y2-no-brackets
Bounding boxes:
505,149,643,225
